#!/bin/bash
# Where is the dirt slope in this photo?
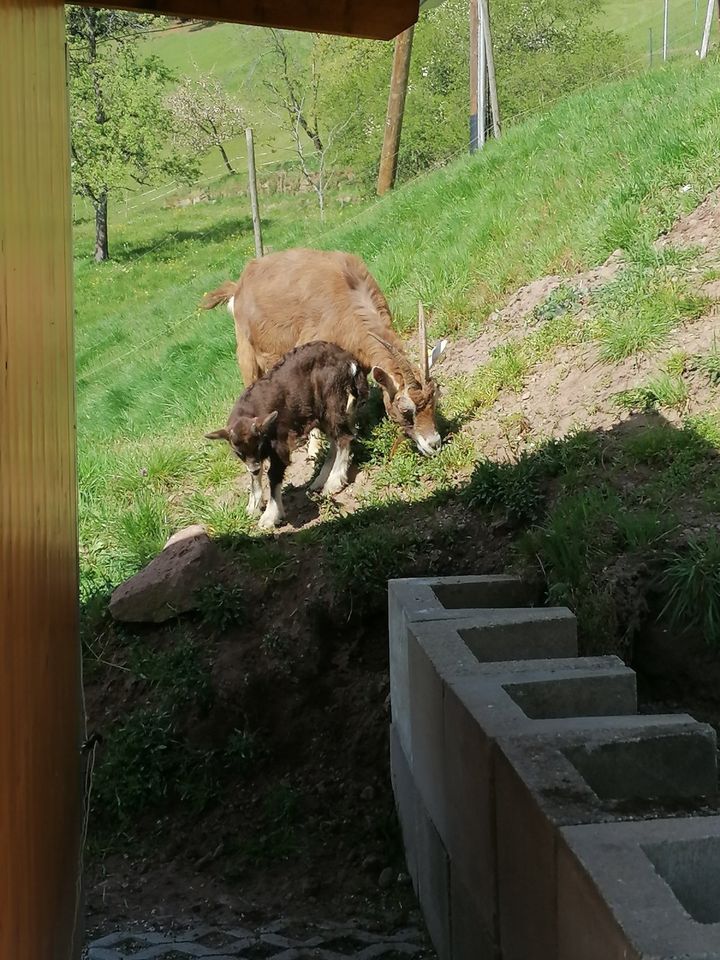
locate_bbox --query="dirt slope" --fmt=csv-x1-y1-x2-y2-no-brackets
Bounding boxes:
85,187,720,935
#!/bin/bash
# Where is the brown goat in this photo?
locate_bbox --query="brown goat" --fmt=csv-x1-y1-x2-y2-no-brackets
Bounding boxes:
205,341,368,530
201,248,447,458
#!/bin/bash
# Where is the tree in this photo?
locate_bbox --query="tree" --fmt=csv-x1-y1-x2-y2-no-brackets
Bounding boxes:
263,31,354,219
167,75,247,175
67,7,198,261
317,0,627,188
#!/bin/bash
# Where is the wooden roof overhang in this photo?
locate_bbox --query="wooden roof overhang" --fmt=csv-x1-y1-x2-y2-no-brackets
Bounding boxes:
72,0,429,40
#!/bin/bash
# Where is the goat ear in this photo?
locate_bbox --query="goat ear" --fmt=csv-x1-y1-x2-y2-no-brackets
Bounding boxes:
205,428,229,441
428,339,448,370
372,366,398,400
261,410,278,432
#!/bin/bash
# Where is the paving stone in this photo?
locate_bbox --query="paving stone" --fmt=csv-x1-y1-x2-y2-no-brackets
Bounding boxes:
87,923,433,960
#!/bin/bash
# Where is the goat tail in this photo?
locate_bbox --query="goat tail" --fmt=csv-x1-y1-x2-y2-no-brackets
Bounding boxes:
200,280,237,311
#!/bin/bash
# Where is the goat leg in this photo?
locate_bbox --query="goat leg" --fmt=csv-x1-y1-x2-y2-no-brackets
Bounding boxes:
246,467,264,517
309,441,336,493
320,435,352,496
259,449,287,529
389,432,406,460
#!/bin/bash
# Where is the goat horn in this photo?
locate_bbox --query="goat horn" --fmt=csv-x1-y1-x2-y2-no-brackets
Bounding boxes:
369,333,421,389
418,301,429,383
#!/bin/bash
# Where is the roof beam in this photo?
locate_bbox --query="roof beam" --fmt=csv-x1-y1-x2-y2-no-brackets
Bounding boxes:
73,1,421,40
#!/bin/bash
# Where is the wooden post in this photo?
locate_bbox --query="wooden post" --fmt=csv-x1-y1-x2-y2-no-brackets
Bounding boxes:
245,128,264,258
377,25,415,195
469,0,479,152
701,0,715,57
0,3,82,959
478,0,487,147
482,0,501,138
663,0,669,60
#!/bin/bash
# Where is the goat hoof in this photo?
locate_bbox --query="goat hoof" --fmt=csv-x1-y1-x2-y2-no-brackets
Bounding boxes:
308,477,324,493
247,504,263,518
321,479,346,496
258,513,283,531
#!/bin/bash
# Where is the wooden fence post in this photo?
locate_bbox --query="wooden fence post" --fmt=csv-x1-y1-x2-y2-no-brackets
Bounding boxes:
245,127,264,258
377,26,415,195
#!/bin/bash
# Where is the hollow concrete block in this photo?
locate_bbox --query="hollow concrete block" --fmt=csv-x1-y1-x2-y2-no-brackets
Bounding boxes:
388,576,541,765
495,720,719,960
407,616,634,948
559,817,720,959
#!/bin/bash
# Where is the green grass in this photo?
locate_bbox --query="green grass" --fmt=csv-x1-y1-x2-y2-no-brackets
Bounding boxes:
593,263,709,361
614,372,690,411
76,59,720,592
662,533,720,645
600,0,701,57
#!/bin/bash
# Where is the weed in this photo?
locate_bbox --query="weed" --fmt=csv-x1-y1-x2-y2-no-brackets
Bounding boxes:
662,534,720,646
689,341,720,385
622,423,707,466
195,582,246,631
244,784,302,862
614,373,689,411
464,456,545,523
90,706,218,848
118,490,172,568
530,285,581,324
128,637,213,711
324,515,421,612
224,728,261,771
593,266,708,361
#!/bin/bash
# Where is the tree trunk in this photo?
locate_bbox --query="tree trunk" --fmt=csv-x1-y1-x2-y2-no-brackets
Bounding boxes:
218,142,236,175
94,191,109,262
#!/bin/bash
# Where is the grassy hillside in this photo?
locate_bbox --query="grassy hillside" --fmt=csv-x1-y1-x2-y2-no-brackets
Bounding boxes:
77,60,720,594
602,0,703,57
145,21,311,177
81,56,720,916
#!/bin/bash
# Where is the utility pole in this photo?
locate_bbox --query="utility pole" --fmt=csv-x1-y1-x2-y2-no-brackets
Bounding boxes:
663,0,669,60
482,0,500,138
701,0,715,58
469,0,478,151
245,128,264,258
377,26,415,196
470,0,499,153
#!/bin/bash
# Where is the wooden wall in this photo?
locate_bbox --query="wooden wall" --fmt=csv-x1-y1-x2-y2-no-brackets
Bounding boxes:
0,3,82,959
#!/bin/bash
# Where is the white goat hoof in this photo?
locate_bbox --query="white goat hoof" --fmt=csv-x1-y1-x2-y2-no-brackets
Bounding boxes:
308,475,325,493
321,478,346,497
258,511,283,530
246,503,263,518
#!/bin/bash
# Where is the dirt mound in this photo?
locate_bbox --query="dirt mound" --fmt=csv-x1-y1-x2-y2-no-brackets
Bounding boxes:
658,185,720,254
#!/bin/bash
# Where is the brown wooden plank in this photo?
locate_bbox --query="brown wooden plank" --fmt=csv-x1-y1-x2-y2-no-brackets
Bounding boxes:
73,0,420,39
0,3,82,959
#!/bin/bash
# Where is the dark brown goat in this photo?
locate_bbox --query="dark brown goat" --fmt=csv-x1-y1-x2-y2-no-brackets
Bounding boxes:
205,341,368,529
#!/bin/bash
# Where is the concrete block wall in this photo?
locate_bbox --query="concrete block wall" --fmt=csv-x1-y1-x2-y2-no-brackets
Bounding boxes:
388,576,720,960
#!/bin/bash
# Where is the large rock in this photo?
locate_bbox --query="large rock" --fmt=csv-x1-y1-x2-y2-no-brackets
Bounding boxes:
109,525,219,623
